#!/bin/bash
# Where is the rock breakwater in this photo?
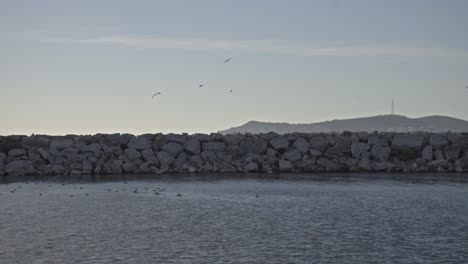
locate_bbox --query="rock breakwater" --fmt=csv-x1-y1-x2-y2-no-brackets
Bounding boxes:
1,132,468,176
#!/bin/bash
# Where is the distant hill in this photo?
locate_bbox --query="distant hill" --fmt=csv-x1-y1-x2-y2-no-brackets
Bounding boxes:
220,115,468,134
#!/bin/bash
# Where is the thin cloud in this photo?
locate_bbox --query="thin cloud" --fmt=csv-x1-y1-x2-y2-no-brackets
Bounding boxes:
35,34,468,59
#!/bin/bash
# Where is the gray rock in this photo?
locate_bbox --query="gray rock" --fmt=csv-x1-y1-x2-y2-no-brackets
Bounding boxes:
358,157,372,171
240,137,267,154
192,134,213,142
429,135,449,149
266,148,278,158
279,160,293,172
125,148,141,160
161,142,184,157
82,160,93,174
391,134,425,159
67,154,85,163
223,134,242,146
5,160,35,175
293,138,309,154
50,138,75,150
152,134,167,151
245,162,259,172
269,136,289,151
284,149,302,162
317,157,339,171
309,136,328,152
452,134,468,148
335,137,352,154
62,147,79,155
454,158,468,171
434,149,445,160
128,137,152,150
202,142,225,152
141,149,157,164
122,162,137,173
8,149,27,158
165,134,187,144
421,145,433,161
22,136,50,149
368,135,389,146
174,152,187,170
189,155,204,168
216,161,235,173
308,149,322,157
50,164,66,174
184,138,201,155
157,151,175,166
374,161,395,171
351,142,370,159
427,159,449,170
80,143,102,156
444,146,461,161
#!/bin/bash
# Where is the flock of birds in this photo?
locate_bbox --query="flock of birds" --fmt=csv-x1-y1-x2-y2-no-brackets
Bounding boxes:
152,57,233,99
0,181,262,198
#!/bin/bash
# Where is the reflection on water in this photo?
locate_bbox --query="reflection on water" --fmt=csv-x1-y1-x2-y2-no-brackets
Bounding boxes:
0,174,467,264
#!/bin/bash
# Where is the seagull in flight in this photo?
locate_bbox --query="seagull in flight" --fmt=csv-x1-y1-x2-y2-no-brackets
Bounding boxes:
152,92,161,99
224,58,232,64
199,84,204,88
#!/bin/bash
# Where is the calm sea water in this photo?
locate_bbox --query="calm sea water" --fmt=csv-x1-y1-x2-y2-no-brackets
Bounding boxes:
0,174,467,264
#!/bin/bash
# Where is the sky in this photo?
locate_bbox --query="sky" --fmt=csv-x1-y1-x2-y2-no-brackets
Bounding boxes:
1,0,468,135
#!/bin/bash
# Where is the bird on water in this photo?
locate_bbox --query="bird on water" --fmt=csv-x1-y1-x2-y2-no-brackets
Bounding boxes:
199,84,204,88
224,58,232,63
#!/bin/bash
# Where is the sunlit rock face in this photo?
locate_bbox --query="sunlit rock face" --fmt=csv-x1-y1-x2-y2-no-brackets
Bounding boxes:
0,132,467,176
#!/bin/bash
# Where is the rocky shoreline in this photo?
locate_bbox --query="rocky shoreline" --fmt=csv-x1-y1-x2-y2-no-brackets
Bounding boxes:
1,132,468,176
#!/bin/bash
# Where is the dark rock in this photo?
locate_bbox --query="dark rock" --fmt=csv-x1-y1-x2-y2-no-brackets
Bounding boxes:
391,134,425,159
308,136,329,152
223,134,242,146
184,138,201,155
444,146,461,161
128,137,152,150
284,149,302,162
351,142,370,159
278,160,293,172
50,138,75,150
293,138,310,154
269,136,289,152
368,135,389,147
125,148,141,160
161,142,184,157
166,134,187,144
22,136,50,149
240,137,267,154
421,145,433,161
202,142,225,152
428,135,449,149
5,160,35,175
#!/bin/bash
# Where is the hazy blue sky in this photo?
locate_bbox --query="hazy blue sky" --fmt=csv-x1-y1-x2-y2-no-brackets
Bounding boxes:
1,0,468,135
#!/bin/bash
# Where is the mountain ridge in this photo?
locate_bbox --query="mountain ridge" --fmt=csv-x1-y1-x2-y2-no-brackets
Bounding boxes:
220,115,468,134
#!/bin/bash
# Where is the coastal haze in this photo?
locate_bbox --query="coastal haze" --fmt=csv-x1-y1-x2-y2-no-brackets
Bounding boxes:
221,115,468,134
2,1,468,263
1,0,468,135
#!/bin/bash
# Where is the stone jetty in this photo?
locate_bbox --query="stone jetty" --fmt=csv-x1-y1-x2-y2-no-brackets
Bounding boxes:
1,132,468,176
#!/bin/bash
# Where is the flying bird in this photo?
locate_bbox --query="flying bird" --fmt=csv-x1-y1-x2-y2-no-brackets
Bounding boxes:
199,84,204,88
229,90,233,93
224,58,232,63
152,92,161,99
